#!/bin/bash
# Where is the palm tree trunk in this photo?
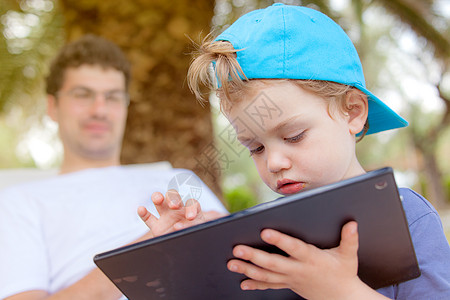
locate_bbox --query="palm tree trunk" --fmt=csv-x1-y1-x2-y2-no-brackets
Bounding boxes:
60,0,222,198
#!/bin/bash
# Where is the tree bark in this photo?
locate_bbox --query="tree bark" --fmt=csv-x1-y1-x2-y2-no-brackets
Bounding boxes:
422,152,448,210
59,0,222,199
411,121,450,210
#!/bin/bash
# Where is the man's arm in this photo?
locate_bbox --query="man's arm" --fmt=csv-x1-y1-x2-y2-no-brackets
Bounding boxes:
6,268,122,300
5,230,154,300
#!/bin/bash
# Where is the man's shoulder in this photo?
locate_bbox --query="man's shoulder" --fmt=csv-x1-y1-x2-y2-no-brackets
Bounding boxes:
0,165,200,196
0,162,174,189
0,164,216,208
120,165,205,182
0,175,58,196
0,163,174,192
0,166,118,202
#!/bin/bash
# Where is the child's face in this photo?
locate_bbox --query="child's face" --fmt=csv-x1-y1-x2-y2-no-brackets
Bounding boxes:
226,81,364,195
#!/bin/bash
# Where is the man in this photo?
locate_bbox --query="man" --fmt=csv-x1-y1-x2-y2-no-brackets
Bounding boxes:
0,34,226,300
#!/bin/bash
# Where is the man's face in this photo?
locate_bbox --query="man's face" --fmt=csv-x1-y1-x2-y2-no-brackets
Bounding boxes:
48,64,128,161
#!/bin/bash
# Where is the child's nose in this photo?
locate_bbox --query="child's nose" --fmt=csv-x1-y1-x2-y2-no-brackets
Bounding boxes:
266,148,291,173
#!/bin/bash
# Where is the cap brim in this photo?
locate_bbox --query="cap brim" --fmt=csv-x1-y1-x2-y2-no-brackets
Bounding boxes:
355,84,408,135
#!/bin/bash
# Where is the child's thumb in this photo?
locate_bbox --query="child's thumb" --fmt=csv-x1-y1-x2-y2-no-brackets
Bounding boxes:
339,221,359,258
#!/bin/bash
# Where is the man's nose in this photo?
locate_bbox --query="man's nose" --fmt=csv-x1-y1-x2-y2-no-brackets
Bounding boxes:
89,94,108,115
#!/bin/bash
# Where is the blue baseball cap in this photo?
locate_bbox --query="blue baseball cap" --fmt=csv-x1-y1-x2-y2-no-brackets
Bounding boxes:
215,3,408,135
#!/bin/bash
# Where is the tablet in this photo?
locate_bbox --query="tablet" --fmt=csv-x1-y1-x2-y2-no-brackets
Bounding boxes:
94,167,420,300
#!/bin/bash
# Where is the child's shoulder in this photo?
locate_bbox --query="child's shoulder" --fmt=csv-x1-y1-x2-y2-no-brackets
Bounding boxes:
398,187,441,227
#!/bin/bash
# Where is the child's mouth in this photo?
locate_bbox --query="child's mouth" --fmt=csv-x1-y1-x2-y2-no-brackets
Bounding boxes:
276,180,306,195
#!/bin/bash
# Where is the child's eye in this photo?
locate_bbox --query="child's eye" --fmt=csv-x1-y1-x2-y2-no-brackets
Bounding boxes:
249,145,264,156
285,131,305,143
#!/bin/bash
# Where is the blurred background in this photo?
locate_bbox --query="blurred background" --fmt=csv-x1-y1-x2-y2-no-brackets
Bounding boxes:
0,0,449,236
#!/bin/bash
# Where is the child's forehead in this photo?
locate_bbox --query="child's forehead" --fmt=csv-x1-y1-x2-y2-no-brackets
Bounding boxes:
226,81,330,130
228,79,325,106
226,79,297,104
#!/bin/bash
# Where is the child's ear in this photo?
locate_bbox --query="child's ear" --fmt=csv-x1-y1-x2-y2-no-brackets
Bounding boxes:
47,95,58,122
344,89,368,135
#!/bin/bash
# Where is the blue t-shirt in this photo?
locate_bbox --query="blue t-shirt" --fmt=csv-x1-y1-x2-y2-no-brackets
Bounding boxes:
377,188,450,299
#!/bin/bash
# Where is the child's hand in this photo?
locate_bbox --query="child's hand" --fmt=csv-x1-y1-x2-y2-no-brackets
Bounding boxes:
138,189,206,237
227,221,383,299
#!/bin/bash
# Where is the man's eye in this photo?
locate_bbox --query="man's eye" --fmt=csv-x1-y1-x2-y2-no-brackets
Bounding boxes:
72,90,92,99
105,94,121,102
249,145,264,156
105,92,127,103
285,132,305,143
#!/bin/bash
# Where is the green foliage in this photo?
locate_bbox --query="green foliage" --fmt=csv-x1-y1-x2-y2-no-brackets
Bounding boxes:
0,118,36,168
224,185,259,213
0,0,64,169
0,0,65,113
445,175,450,204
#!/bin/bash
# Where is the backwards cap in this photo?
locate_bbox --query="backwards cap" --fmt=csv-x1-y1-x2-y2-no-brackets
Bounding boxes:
215,3,408,135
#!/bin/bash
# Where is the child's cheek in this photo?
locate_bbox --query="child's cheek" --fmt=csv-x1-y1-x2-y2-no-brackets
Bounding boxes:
255,164,275,192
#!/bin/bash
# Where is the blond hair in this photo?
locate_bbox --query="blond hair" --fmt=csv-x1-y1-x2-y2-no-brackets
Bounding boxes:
188,39,369,140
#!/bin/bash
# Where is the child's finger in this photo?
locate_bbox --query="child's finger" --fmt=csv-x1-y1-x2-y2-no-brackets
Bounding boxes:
227,255,285,284
166,189,183,209
137,206,150,221
151,191,171,218
260,228,311,260
172,199,205,230
184,198,203,220
151,192,165,206
240,279,288,291
137,206,158,228
230,244,291,280
339,221,359,258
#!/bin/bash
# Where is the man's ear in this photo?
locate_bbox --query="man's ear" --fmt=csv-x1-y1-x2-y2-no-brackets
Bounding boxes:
47,95,58,122
345,89,368,135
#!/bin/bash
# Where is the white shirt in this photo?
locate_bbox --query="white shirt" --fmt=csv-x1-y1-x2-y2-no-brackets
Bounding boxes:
0,166,227,298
